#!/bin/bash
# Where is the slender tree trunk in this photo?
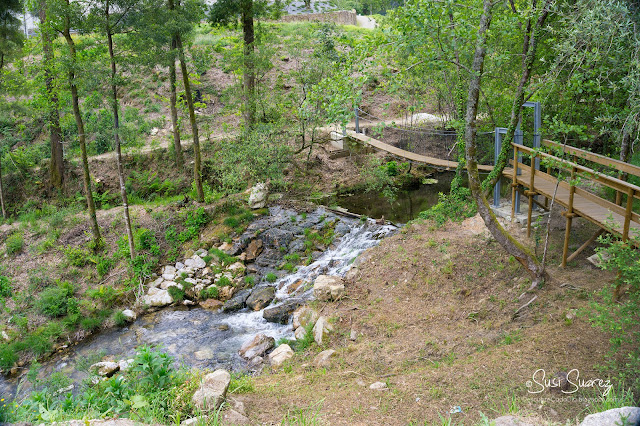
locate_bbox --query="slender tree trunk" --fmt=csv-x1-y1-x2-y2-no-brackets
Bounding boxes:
241,0,256,129
62,9,101,248
175,33,204,202
106,2,135,260
167,0,184,169
0,53,7,218
169,37,184,169
483,0,552,193
39,3,65,190
464,0,545,287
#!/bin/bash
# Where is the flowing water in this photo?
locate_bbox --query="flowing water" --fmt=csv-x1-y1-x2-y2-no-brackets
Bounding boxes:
0,208,396,399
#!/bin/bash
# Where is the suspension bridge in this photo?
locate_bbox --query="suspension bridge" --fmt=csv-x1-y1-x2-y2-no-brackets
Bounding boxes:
340,105,640,266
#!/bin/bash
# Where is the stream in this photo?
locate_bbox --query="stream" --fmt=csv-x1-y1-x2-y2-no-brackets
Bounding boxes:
0,207,397,399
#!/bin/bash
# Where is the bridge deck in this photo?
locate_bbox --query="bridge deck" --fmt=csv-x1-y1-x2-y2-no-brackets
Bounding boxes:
346,130,494,171
515,166,640,237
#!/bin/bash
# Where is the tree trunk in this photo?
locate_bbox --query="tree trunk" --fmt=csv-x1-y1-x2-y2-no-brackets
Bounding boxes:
483,0,552,193
62,8,102,248
39,3,65,190
167,0,184,169
241,0,256,129
169,37,184,169
0,53,6,218
106,2,135,260
175,33,204,202
464,0,545,287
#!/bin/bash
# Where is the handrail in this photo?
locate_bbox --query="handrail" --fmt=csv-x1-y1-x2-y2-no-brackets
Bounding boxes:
512,142,638,244
515,143,640,198
541,139,640,178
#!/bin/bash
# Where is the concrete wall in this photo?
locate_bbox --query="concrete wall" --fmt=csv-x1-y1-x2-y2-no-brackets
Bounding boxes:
281,10,357,26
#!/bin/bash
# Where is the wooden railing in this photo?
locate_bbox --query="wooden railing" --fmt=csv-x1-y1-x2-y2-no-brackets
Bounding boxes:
510,142,640,266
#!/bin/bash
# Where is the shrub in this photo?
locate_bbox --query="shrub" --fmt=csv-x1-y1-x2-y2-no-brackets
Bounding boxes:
168,286,185,302
418,187,477,227
0,276,11,299
199,285,219,300
244,275,255,287
0,344,17,371
266,272,277,283
36,282,76,317
217,276,232,287
63,246,92,267
6,233,23,255
131,346,175,390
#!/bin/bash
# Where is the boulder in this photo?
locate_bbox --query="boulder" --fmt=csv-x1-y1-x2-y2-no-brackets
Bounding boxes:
262,228,294,249
218,286,235,301
313,349,336,368
160,281,183,290
163,265,177,275
580,407,640,426
245,239,264,261
181,416,208,425
223,289,251,312
200,299,223,311
175,262,185,270
162,273,176,281
223,409,250,424
312,316,333,345
90,361,119,377
313,275,345,301
117,359,134,372
192,255,207,269
148,277,164,288
195,248,208,257
263,298,304,324
239,334,275,359
218,242,234,253
195,349,214,360
246,286,276,311
248,356,263,369
268,344,294,367
192,369,231,412
143,288,173,307
248,182,269,209
294,327,307,340
292,306,318,330
227,262,246,276
121,309,136,322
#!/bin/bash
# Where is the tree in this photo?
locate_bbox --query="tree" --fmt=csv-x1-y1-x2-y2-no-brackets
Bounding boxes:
48,0,102,248
0,0,24,218
38,0,65,190
88,0,137,260
209,0,276,129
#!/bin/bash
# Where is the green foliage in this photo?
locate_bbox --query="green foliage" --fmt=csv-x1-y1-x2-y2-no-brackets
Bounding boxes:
36,282,77,318
229,373,254,394
131,346,175,390
590,234,640,394
113,310,129,327
266,272,277,283
126,170,182,203
361,157,409,202
199,285,219,300
86,285,120,307
0,276,12,299
217,276,232,287
418,188,476,227
5,233,23,255
168,285,185,302
63,246,92,267
177,207,211,243
210,248,238,266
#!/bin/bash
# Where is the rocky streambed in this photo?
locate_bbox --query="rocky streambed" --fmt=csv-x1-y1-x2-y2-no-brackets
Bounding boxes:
0,206,396,397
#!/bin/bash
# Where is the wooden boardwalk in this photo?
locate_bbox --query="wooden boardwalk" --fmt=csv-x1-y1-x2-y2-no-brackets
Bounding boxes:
346,129,640,265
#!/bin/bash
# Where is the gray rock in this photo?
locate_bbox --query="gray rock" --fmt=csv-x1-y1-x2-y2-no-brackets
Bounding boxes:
255,248,284,268
248,182,269,209
117,359,134,372
262,228,294,249
313,349,336,368
192,369,231,412
223,289,252,312
181,416,208,425
246,286,276,311
288,238,306,253
313,275,345,301
369,381,387,390
191,255,206,269
175,261,185,270
195,248,208,257
239,334,275,359
163,265,177,275
223,409,250,424
292,306,318,330
294,326,307,340
580,407,640,426
268,344,294,367
90,361,119,377
263,298,304,324
121,309,136,322
160,281,183,290
313,316,332,345
143,288,173,307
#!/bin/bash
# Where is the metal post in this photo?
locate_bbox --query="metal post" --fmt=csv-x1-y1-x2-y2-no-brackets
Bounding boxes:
355,107,360,134
493,128,507,207
514,124,523,214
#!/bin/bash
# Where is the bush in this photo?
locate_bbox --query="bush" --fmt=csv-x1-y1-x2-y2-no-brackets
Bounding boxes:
36,282,76,318
0,276,12,299
113,311,128,327
5,233,23,255
199,285,219,300
266,272,277,283
590,234,640,395
63,246,92,267
418,187,477,227
168,286,185,302
131,346,175,390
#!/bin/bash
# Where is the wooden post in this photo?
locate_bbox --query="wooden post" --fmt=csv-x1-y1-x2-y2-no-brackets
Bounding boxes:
562,166,577,267
526,154,536,238
511,147,517,220
623,187,634,242
615,173,627,206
